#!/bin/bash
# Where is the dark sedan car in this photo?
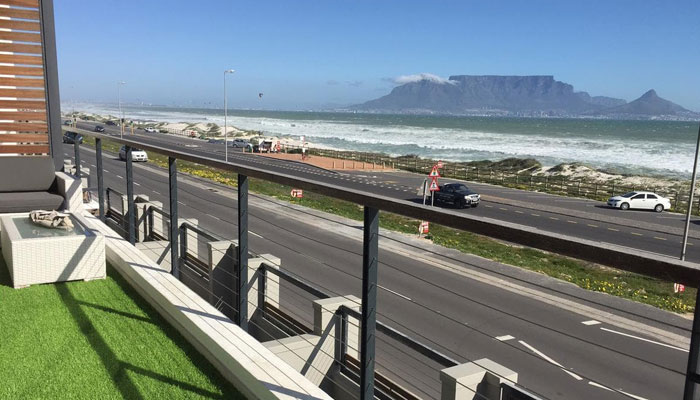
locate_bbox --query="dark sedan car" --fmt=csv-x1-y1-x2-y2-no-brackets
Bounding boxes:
62,131,83,144
431,183,480,208
94,125,105,132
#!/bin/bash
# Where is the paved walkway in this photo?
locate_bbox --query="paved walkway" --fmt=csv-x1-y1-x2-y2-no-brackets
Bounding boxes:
254,152,393,171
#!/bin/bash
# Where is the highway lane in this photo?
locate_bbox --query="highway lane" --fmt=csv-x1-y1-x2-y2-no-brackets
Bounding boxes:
70,121,700,264
66,143,690,399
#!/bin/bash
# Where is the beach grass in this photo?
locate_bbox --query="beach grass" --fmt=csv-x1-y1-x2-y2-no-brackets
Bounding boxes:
78,135,696,313
0,258,242,399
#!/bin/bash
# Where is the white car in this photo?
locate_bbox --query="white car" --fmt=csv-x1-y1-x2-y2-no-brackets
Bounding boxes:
144,127,157,133
118,145,148,162
607,191,671,213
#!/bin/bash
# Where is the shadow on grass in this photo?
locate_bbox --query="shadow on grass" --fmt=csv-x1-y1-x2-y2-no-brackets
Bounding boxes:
54,266,242,399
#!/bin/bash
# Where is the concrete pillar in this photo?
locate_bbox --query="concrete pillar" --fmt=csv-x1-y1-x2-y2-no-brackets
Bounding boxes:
135,200,162,242
165,217,198,259
313,295,361,360
248,254,281,313
440,358,518,400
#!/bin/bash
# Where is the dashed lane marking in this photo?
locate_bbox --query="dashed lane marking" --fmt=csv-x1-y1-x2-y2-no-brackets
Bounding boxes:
531,213,540,217
116,175,123,179
250,231,264,239
630,232,643,236
549,217,559,220
654,236,667,241
607,227,619,232
567,220,577,224
495,335,515,341
581,320,601,326
587,224,598,228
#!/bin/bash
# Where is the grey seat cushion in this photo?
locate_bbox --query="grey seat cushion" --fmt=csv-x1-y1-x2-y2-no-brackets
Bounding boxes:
0,191,64,213
0,156,56,192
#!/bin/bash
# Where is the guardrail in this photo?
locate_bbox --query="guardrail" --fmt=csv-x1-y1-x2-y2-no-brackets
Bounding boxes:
75,130,700,400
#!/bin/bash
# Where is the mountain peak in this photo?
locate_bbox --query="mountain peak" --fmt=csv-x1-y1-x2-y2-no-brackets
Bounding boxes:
640,89,658,99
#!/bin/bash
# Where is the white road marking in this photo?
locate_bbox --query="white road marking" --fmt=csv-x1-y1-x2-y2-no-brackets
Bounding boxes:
519,340,583,380
588,381,613,391
566,220,577,224
495,335,515,341
600,327,688,352
134,182,141,186
587,224,598,228
177,201,187,206
104,169,110,173
607,227,619,232
653,236,667,241
378,284,411,301
581,320,601,326
116,175,123,179
630,232,643,236
549,217,559,221
152,190,161,195
618,390,649,400
531,213,540,217
250,231,264,239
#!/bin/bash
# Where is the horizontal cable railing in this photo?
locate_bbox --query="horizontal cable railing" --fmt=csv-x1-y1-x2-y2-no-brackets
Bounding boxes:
70,129,700,400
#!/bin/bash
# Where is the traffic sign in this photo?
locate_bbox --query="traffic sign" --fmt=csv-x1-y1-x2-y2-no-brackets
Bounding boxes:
429,178,440,191
437,161,444,169
429,167,440,177
674,283,686,293
419,221,429,235
290,189,303,198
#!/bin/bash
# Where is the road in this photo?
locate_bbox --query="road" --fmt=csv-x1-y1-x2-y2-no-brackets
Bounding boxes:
63,133,691,400
70,121,700,264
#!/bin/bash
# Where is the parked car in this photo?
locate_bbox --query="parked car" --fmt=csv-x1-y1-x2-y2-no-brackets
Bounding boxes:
105,120,116,126
430,183,480,208
144,127,157,133
118,145,148,162
94,125,105,132
63,120,72,125
230,138,251,148
607,191,671,213
62,131,83,144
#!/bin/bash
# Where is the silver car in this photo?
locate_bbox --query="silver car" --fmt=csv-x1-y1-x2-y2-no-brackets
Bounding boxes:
118,145,148,162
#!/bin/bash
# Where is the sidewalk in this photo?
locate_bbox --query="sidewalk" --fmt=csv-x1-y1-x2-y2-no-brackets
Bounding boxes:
254,152,393,171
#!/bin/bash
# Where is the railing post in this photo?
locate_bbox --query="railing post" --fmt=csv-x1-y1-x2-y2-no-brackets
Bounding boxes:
237,174,249,331
684,288,700,400
168,157,179,279
335,308,348,366
125,145,135,245
360,206,379,400
73,139,81,178
257,265,266,316
96,138,105,222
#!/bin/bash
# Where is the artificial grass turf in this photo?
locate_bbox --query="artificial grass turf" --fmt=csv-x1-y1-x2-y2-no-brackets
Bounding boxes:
0,258,243,399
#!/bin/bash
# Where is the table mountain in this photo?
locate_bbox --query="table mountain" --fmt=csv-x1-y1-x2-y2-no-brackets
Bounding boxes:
355,75,626,115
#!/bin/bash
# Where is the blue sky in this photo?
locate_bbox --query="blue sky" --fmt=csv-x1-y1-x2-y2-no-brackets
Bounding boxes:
55,0,700,111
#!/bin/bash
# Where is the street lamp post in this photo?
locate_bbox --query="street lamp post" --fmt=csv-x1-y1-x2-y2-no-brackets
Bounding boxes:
224,69,235,162
117,81,126,138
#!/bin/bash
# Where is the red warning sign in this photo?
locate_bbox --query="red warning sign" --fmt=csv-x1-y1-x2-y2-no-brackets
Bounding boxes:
674,283,686,293
429,167,440,178
290,189,303,198
429,178,440,191
437,161,444,169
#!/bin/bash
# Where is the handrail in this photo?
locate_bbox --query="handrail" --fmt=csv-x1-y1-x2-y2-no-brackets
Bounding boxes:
262,263,331,300
78,130,700,285
339,305,459,368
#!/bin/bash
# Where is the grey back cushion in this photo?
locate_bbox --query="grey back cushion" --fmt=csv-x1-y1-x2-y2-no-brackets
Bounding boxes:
0,156,56,192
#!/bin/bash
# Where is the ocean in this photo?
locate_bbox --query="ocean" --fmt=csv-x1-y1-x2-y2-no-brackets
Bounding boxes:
73,103,700,178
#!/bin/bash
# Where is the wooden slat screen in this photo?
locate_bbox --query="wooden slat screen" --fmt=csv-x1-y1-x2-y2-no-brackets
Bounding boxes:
0,0,49,156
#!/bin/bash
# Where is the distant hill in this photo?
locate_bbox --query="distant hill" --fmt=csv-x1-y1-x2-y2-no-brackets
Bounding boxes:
596,89,691,117
353,75,698,119
355,75,626,115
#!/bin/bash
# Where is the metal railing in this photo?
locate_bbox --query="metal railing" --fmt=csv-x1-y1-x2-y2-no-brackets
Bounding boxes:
75,130,700,400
